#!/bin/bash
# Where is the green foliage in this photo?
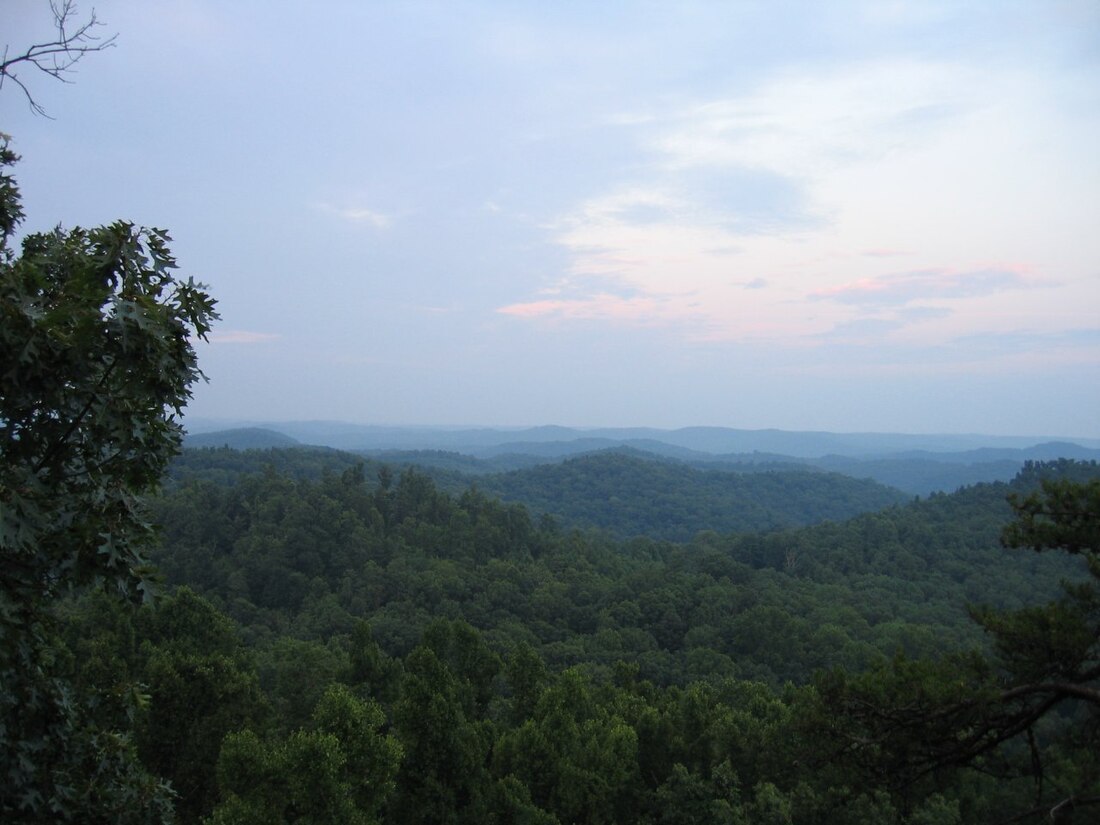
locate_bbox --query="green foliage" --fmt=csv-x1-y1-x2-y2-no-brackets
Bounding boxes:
209,684,400,825
653,763,746,825
493,668,642,824
806,652,998,795
485,775,561,825
132,591,266,823
505,643,550,725
38,435,1096,822
1002,473,1100,557
0,139,215,820
256,637,349,733
137,649,266,822
805,469,1100,821
0,164,216,612
345,620,403,704
391,637,495,824
479,450,908,540
311,684,402,818
148,450,1084,690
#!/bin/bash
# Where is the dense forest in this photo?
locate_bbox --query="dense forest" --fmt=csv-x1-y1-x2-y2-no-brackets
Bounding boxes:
155,448,1073,680
43,446,1100,822
475,451,909,541
168,446,910,541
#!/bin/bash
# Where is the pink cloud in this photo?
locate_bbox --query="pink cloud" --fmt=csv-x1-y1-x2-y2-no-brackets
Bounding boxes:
812,266,1037,306
496,300,568,319
497,293,666,324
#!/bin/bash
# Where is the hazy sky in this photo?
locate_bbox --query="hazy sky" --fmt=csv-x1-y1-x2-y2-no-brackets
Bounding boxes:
5,1,1099,436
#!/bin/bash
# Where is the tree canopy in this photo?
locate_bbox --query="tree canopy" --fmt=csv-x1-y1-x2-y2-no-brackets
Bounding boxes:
0,137,217,821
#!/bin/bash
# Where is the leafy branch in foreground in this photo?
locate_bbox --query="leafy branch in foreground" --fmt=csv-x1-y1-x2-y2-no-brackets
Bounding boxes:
0,137,217,822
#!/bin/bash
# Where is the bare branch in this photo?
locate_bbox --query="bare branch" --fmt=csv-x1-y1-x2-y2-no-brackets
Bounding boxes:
993,794,1100,825
1,1,117,117
1000,678,1100,706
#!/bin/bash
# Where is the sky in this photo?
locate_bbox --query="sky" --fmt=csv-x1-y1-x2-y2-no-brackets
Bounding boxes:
4,0,1099,437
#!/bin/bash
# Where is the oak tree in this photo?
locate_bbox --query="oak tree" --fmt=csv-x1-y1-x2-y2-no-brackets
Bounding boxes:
0,138,217,820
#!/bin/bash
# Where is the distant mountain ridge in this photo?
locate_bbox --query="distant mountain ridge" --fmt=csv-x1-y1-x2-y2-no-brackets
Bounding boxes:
182,421,1100,494
183,419,1100,455
183,427,300,450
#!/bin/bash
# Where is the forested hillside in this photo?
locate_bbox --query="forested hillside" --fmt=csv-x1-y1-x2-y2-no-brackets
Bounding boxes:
477,450,909,540
40,448,1077,822
168,446,910,541
149,451,1083,683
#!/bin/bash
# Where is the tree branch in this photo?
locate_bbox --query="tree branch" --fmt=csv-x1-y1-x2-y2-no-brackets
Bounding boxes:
0,1,116,116
32,357,117,475
1000,679,1100,706
993,794,1100,825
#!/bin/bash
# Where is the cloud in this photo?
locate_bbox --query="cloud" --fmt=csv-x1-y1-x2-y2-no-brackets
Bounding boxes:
497,293,669,325
560,187,684,228
813,317,907,344
651,59,975,179
315,202,391,229
496,43,1094,366
811,267,1039,307
899,306,953,321
206,330,280,344
496,59,984,336
677,166,822,234
862,248,908,258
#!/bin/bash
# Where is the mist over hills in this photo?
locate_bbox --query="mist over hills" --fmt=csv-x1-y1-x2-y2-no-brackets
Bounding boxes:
183,427,302,449
183,419,1100,454
182,420,1100,495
